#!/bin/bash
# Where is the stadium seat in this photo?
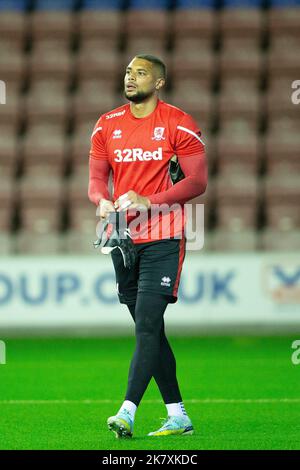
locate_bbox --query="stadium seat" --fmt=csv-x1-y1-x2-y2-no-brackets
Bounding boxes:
215,175,260,232
217,131,261,176
76,49,120,83
0,50,26,85
264,174,300,230
30,11,74,51
78,17,120,51
172,37,213,56
260,228,300,252
264,129,300,176
171,8,215,45
72,86,117,126
218,87,262,122
125,10,169,41
18,176,65,232
171,49,216,84
35,0,75,9
0,11,27,50
29,49,73,84
267,115,300,134
268,7,300,34
24,81,70,126
220,8,264,50
219,48,263,85
0,0,28,10
15,232,63,254
21,124,67,177
19,208,63,233
211,229,258,252
267,45,300,80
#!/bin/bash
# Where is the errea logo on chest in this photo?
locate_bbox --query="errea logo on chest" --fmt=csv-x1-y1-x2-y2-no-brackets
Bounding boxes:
114,148,163,162
112,129,122,139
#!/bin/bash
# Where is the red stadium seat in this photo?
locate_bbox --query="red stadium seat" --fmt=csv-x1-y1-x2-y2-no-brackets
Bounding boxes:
264,174,300,230
18,174,65,206
171,49,216,85
172,37,212,56
24,81,70,126
217,130,261,176
0,11,27,52
218,87,262,123
267,45,300,81
0,49,26,85
125,10,169,41
219,48,263,85
22,124,67,176
220,8,264,50
77,9,122,41
264,129,300,176
268,8,300,36
171,9,215,42
215,174,260,231
29,48,73,84
72,86,117,127
30,11,74,44
76,49,120,83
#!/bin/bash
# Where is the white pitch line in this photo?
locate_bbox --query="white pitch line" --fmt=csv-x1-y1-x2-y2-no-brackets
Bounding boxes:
0,398,300,405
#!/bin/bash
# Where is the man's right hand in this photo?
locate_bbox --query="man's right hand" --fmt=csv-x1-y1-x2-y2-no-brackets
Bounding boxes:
98,199,115,220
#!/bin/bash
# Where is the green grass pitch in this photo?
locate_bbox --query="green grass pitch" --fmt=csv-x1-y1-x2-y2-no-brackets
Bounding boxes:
0,336,299,450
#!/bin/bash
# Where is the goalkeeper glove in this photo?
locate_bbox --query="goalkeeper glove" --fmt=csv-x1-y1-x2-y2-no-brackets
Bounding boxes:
93,212,137,269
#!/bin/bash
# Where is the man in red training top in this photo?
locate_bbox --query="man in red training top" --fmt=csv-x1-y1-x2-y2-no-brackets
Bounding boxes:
88,54,207,438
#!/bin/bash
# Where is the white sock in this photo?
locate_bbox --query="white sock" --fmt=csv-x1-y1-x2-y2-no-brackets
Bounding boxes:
118,400,137,420
166,402,188,418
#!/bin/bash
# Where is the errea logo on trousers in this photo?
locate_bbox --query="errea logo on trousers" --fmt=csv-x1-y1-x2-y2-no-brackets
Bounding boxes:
114,148,163,162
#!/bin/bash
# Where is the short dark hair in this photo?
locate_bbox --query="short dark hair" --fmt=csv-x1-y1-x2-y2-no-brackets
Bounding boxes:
134,54,167,80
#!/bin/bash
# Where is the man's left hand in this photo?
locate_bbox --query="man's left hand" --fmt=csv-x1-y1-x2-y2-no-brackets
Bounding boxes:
114,190,151,212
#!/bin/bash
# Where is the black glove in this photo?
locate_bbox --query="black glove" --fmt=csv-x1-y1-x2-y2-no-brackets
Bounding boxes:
169,155,185,185
93,212,137,269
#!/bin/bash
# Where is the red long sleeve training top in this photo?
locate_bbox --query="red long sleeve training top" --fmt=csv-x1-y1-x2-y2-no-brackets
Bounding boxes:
88,99,207,243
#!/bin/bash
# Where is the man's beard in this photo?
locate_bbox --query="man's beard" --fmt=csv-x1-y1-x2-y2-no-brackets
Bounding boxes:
124,89,154,103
